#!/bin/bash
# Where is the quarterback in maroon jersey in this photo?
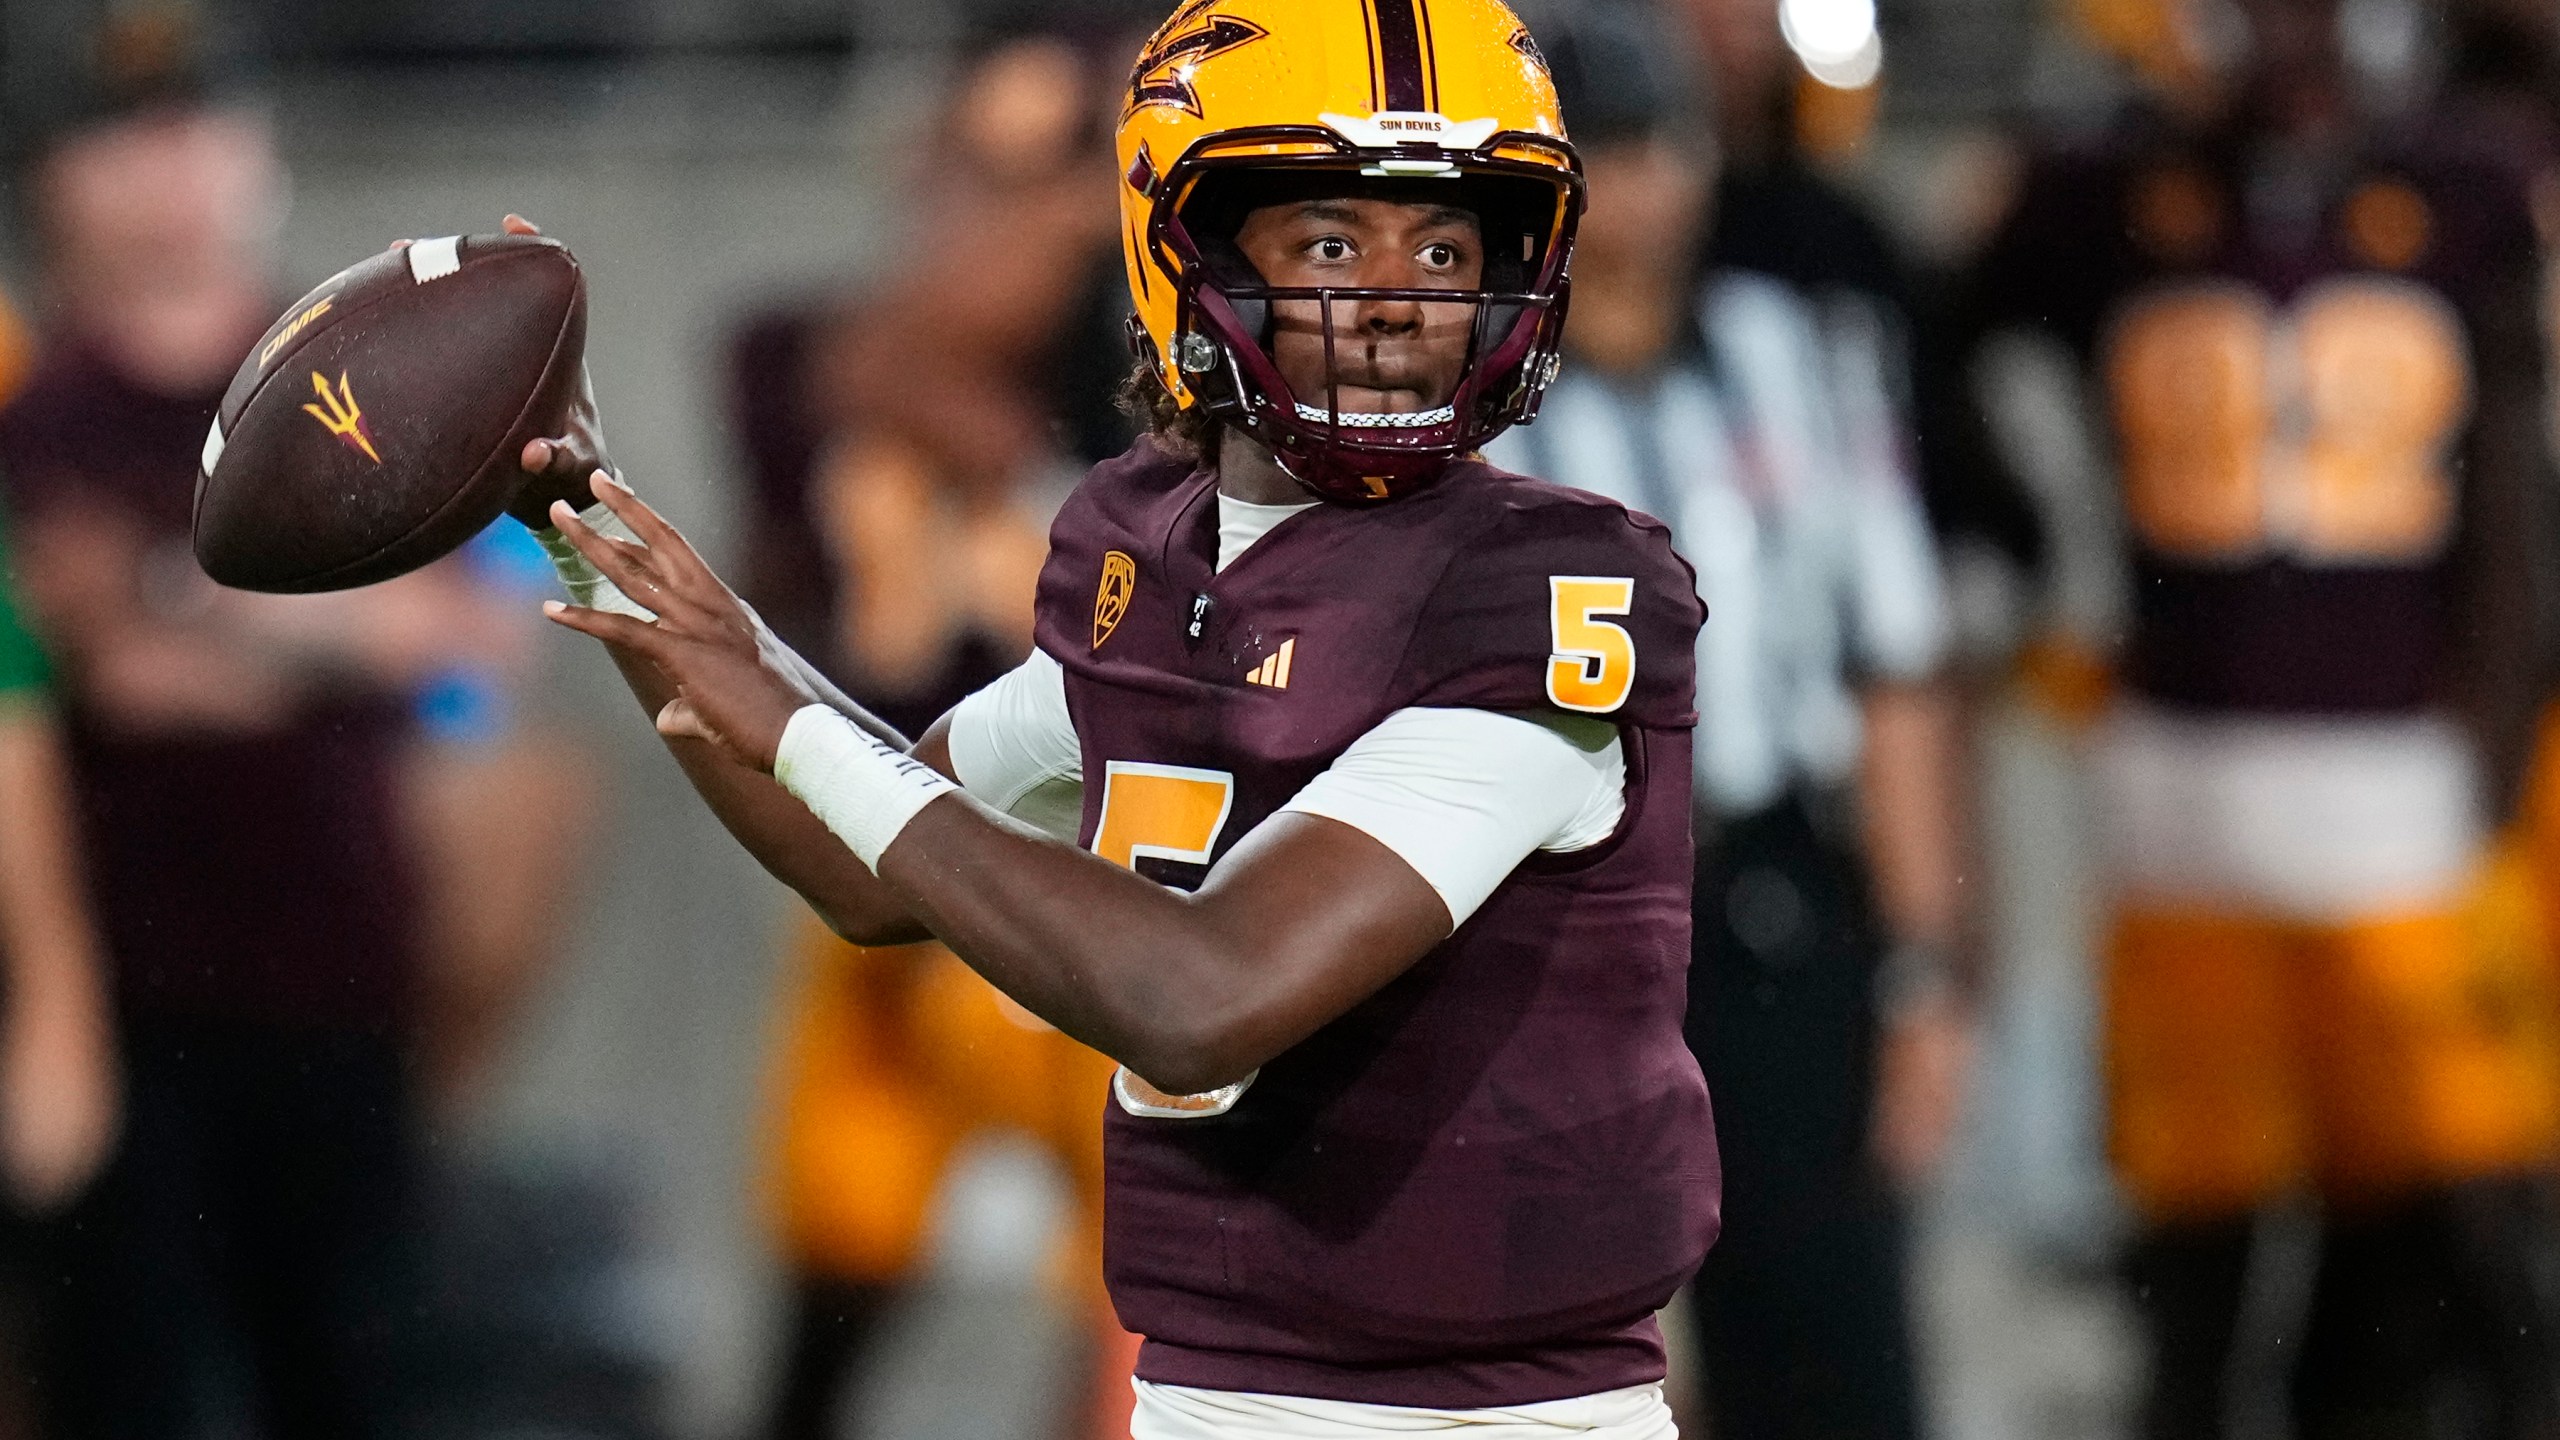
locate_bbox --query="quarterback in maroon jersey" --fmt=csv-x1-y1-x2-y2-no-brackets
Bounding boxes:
520,0,1715,1433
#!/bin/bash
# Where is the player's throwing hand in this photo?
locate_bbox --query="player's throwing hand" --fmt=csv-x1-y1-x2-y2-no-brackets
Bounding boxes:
542,475,817,771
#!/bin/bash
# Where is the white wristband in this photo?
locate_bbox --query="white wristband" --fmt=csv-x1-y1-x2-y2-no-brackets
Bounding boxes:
535,501,657,621
773,705,960,870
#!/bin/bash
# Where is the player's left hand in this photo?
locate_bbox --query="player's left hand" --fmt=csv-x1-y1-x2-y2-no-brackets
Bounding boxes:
542,473,819,772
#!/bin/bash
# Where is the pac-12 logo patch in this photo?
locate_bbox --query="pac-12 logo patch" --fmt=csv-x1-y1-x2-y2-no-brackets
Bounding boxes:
302,370,382,465
1095,550,1137,650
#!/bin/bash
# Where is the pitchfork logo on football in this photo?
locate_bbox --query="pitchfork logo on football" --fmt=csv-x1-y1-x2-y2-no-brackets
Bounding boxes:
1095,551,1137,650
1127,3,1267,118
302,371,382,465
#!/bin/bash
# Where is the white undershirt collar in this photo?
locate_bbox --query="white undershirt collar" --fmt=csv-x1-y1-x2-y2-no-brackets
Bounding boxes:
1216,491,1320,574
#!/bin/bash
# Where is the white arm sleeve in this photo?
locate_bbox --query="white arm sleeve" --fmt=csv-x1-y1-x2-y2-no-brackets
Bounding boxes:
945,650,1086,839
1280,708,1626,926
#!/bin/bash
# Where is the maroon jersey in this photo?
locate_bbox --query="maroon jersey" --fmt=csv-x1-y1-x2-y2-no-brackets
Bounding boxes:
0,342,420,1032
1964,122,2548,732
1033,442,1718,1407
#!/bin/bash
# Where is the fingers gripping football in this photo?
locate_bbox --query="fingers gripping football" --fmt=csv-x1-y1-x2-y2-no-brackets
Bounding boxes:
543,476,817,772
500,215,618,525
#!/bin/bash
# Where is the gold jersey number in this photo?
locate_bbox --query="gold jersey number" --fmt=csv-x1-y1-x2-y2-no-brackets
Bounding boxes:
1089,761,1255,1119
1548,576,1638,714
2106,276,2469,566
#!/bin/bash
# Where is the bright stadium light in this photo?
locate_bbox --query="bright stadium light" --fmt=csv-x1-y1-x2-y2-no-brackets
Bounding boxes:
1779,0,1884,87
1805,30,1885,88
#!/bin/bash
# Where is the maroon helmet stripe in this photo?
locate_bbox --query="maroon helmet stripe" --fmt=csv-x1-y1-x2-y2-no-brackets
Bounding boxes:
1372,0,1429,112
1415,0,1441,112
1362,0,1382,111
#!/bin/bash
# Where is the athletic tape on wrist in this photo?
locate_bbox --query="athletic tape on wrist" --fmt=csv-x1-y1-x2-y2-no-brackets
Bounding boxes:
773,705,960,871
535,502,657,621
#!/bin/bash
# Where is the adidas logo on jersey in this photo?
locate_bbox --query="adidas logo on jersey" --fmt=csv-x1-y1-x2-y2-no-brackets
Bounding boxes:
1244,638,1296,690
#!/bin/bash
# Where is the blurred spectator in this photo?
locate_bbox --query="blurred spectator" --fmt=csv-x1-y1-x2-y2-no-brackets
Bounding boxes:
1955,0,2560,1430
1491,7,1965,1440
2435,0,2560,179
399,523,601,1115
0,284,119,1201
730,33,1129,1440
0,74,593,1440
733,34,1117,719
0,312,118,1440
0,615,117,1227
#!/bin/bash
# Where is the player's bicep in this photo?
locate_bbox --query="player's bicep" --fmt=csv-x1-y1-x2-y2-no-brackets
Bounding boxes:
1277,707,1620,926
1176,709,1617,1066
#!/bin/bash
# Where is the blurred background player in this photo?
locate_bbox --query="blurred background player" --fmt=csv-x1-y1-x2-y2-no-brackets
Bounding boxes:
0,43,596,1440
728,30,1132,1440
1671,0,1983,1212
1492,6,1964,1439
0,281,118,1440
1954,0,2560,1430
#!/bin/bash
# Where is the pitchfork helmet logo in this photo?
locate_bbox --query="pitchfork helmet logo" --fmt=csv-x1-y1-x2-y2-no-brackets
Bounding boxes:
1128,4,1271,119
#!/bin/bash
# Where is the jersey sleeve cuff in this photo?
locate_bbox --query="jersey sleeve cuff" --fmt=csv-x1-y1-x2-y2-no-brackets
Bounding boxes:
1279,708,1624,928
947,649,1083,814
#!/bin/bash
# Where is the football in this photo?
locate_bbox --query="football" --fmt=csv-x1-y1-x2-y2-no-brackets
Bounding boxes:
192,232,587,593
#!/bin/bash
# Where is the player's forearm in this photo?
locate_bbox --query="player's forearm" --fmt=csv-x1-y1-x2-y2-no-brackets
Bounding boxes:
0,709,110,1012
1859,681,1967,956
874,803,1430,1094
883,803,1260,1090
601,646,931,944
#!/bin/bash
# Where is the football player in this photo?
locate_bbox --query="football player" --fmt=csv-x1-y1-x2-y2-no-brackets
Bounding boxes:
518,0,1716,1432
0,281,114,1225
1956,0,2560,1430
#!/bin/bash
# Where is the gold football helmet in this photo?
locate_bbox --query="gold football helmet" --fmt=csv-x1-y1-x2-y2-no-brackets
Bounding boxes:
1116,0,1582,502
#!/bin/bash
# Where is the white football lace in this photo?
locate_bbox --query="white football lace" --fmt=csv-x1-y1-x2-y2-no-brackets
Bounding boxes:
1292,403,1459,429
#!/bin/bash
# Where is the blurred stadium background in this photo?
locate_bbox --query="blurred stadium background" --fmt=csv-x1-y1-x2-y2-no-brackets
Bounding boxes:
0,0,2515,1436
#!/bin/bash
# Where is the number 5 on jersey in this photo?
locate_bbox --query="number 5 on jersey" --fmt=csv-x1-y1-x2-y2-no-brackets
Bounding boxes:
1090,762,1254,1119
1548,576,1637,714
1093,762,1235,872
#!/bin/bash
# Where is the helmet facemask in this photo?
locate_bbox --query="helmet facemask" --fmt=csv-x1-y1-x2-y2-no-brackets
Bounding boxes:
1142,132,1582,503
